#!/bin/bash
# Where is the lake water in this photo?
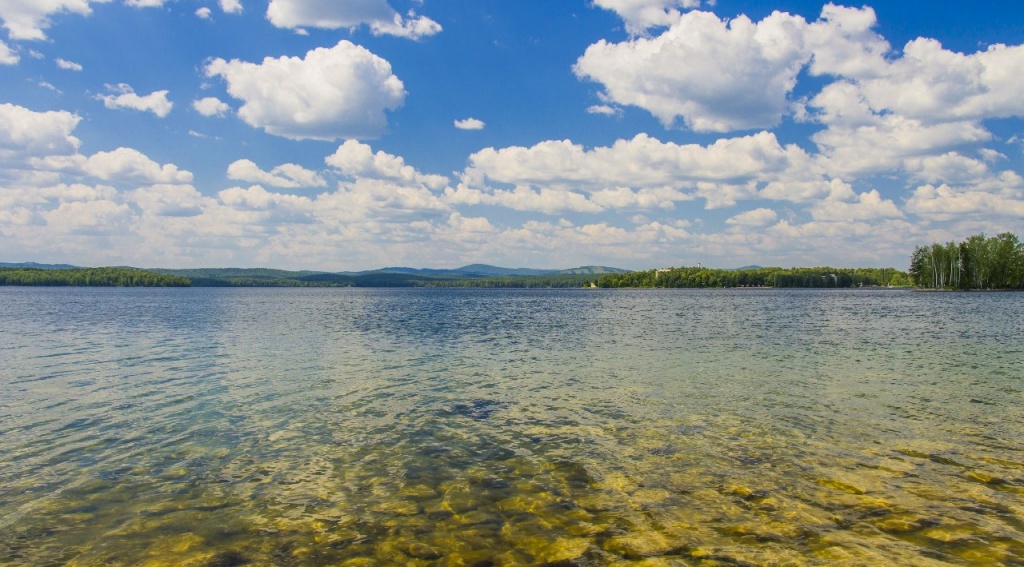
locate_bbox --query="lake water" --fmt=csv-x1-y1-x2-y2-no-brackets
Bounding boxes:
1,287,1022,566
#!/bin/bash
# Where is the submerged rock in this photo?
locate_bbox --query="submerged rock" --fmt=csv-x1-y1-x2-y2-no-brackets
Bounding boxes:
603,530,681,559
536,537,592,564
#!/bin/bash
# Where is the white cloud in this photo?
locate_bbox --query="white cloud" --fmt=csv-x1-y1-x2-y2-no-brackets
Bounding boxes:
444,184,604,214
586,104,621,117
797,26,1024,181
463,131,809,192
856,39,1024,124
45,199,133,235
227,159,326,188
55,58,82,71
124,0,167,7
726,207,777,227
811,112,992,178
978,148,1005,163
129,184,207,217
0,103,81,160
0,40,18,65
31,147,194,185
576,5,888,133
576,10,807,132
906,179,1024,222
809,187,903,221
205,40,405,140
220,0,242,14
265,0,441,40
0,0,101,41
97,83,173,118
193,96,230,117
195,7,212,19
326,140,448,189
904,152,992,185
593,0,702,35
454,117,485,130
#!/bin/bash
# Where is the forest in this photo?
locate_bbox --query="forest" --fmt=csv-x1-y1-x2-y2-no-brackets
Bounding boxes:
0,267,191,287
593,266,907,289
910,232,1024,290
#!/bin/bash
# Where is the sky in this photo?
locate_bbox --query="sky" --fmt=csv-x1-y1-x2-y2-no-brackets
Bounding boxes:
1,0,1023,271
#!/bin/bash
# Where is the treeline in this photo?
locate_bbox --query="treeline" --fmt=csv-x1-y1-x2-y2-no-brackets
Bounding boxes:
426,274,594,288
595,266,908,289
910,232,1024,290
0,267,191,287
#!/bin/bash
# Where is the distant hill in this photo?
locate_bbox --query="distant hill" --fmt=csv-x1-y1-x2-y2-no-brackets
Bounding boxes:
557,266,630,275
345,264,629,278
11,263,631,288
456,264,555,277
0,262,79,270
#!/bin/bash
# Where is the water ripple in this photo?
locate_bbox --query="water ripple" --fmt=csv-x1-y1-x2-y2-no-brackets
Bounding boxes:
0,287,1022,565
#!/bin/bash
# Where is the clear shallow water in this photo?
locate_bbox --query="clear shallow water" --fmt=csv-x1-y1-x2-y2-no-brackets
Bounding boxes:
1,287,1022,566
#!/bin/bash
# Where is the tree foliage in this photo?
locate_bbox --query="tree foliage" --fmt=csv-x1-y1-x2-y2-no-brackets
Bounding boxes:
0,267,191,287
909,233,1024,290
594,266,905,289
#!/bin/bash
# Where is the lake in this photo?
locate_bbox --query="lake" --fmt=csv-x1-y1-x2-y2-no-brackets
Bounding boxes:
1,287,1022,565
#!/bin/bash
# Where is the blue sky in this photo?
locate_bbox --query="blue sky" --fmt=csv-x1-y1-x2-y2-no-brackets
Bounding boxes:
1,0,1023,271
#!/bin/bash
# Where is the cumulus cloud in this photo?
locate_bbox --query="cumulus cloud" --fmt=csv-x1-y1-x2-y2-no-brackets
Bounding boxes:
227,159,326,188
454,117,485,130
129,184,207,217
45,199,133,235
446,131,825,214
906,178,1024,222
0,40,18,65
265,0,441,40
220,0,242,14
0,103,81,160
326,140,448,189
586,104,622,117
792,22,1024,180
576,5,888,132
195,7,212,19
193,96,230,117
463,131,808,192
726,207,777,227
0,0,98,41
811,113,992,178
125,0,166,6
97,83,173,118
904,152,993,185
31,147,194,185
809,187,903,221
856,39,1024,124
593,0,703,35
55,58,82,71
205,40,405,140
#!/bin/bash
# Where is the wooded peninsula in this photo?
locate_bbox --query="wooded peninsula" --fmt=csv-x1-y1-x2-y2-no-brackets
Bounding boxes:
0,267,190,287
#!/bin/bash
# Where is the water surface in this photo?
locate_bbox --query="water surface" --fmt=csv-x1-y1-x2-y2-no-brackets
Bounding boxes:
1,288,1022,565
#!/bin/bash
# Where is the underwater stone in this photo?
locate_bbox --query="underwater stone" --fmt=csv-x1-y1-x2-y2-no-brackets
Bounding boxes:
630,488,672,507
576,492,629,512
871,513,936,534
535,537,592,564
400,484,440,499
370,499,421,516
603,530,680,559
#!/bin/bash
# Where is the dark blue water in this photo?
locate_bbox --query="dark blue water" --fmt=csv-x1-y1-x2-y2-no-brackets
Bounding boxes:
1,288,1022,565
